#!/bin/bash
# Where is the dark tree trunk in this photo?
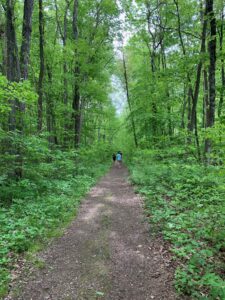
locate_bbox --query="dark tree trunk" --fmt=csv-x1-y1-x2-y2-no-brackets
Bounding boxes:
6,0,20,132
72,0,81,147
6,1,20,84
5,0,23,179
55,0,71,146
205,0,217,157
161,42,173,137
37,0,44,132
0,5,6,75
181,84,187,129
54,0,71,106
175,0,203,159
189,13,208,132
187,86,192,142
46,64,58,145
203,69,209,128
122,52,138,148
19,0,34,128
20,0,34,80
174,0,194,130
218,11,224,118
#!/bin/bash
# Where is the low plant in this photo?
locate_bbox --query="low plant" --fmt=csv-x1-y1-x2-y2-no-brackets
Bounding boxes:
128,148,225,299
0,139,112,298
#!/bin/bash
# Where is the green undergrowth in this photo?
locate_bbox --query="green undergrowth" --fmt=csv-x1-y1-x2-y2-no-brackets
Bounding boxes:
128,148,225,299
0,139,111,298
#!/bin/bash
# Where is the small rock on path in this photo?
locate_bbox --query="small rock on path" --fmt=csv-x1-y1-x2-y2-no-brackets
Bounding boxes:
8,166,178,300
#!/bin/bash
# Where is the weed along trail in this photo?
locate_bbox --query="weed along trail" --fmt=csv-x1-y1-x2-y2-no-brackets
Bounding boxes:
8,166,177,300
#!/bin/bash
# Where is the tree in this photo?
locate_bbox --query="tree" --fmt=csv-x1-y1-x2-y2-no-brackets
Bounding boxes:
37,0,44,132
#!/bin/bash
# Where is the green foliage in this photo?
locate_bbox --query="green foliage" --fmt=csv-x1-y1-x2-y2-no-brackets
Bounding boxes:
128,149,225,299
0,74,37,115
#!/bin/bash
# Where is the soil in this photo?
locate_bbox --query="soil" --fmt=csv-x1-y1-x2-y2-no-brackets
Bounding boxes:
6,166,179,300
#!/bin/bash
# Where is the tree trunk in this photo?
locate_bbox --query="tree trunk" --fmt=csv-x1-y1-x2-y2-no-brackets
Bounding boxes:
6,0,22,179
189,13,208,132
54,0,70,106
46,64,58,145
20,0,34,80
203,69,209,128
122,51,138,148
174,0,194,132
6,0,20,132
0,5,6,75
181,84,187,129
218,11,224,118
37,0,44,132
205,0,217,157
72,0,81,147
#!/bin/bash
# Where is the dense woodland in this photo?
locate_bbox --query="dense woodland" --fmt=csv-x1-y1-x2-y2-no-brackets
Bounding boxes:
0,0,225,299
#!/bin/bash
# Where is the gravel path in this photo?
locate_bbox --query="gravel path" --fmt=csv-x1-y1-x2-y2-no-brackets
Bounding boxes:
8,166,177,300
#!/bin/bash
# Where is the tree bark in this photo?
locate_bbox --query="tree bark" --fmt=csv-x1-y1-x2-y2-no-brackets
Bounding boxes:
174,0,194,133
37,0,44,132
122,51,138,148
189,12,208,132
72,0,81,147
181,84,187,129
218,11,224,118
6,0,20,132
203,69,209,128
5,0,23,179
54,0,71,106
205,0,216,157
54,0,72,146
20,0,34,80
46,63,58,145
0,5,6,75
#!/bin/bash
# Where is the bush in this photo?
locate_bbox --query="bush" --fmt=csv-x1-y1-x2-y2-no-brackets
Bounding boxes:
128,148,225,299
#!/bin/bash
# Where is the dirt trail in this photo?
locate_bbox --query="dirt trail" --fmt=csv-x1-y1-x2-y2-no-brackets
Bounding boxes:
8,166,177,300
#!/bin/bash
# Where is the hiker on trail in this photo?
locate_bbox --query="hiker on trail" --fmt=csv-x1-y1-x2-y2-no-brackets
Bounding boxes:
119,151,123,160
116,151,122,168
112,153,116,164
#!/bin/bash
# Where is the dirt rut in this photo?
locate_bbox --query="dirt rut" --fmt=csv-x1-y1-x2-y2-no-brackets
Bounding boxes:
9,166,177,300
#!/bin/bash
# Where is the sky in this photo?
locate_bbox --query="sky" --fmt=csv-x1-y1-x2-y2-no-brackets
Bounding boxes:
109,75,127,116
109,1,130,116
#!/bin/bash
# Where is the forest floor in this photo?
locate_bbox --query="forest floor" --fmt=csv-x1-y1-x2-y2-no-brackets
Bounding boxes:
5,166,178,300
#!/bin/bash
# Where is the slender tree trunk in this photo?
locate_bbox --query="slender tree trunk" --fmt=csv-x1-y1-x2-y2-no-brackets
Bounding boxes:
161,42,173,137
20,0,34,80
174,0,203,160
189,14,208,132
205,0,217,157
54,0,71,146
6,0,20,132
46,64,58,145
63,1,70,145
174,0,194,129
6,1,20,84
0,5,6,75
203,69,209,128
122,51,138,148
187,86,192,142
218,11,224,117
19,0,34,134
6,0,22,179
181,84,187,129
54,0,69,105
72,0,81,147
37,0,44,132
